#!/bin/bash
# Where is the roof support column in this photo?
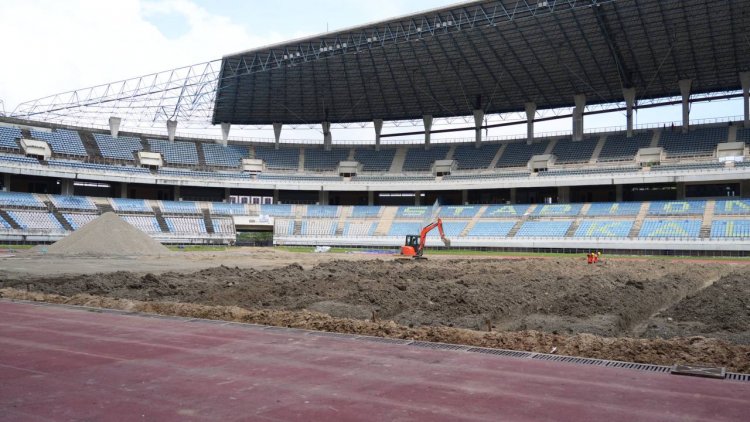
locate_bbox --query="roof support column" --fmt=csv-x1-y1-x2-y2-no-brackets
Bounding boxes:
373,119,383,151
220,123,230,146
740,72,750,128
525,102,536,141
423,115,432,150
623,88,636,138
166,120,177,142
108,116,121,138
473,109,484,147
322,121,332,151
573,94,586,141
272,122,282,150
679,79,692,133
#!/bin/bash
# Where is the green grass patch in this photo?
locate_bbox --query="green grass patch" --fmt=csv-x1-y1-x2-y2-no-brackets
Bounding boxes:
168,245,229,252
0,244,35,250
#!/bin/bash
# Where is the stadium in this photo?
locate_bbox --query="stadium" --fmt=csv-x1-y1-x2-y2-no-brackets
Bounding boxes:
1,0,750,419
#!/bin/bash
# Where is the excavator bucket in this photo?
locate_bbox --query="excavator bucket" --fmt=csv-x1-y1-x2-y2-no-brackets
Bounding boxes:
441,237,451,247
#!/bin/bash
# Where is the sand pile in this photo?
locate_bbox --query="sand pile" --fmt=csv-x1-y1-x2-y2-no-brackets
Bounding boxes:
41,212,170,256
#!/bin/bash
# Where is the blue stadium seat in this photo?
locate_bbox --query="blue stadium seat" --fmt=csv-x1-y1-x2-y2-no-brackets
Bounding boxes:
426,221,467,237
148,139,199,165
532,203,583,216
165,217,207,233
353,148,396,172
551,137,598,164
254,146,300,170
647,200,706,215
586,202,642,216
396,206,432,218
439,206,480,218
343,222,377,236
482,205,530,217
738,127,750,145
574,220,634,238
260,204,294,217
467,221,516,237
496,140,548,168
256,173,340,182
48,160,151,175
161,201,199,214
94,133,143,160
210,202,248,215
710,220,750,238
111,198,151,213
0,126,22,150
30,129,87,156
0,154,39,165
0,192,44,208
63,213,98,229
658,126,728,157
638,220,701,238
714,199,750,215
202,143,248,167
388,222,421,236
452,143,501,169
402,146,450,171
158,168,252,180
48,195,96,211
515,220,573,237
7,211,64,231
350,206,381,217
300,220,337,236
304,148,349,171
597,131,653,162
0,214,11,229
306,205,339,217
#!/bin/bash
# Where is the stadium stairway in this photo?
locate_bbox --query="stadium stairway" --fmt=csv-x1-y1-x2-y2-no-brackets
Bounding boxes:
202,209,215,234
588,136,607,164
728,125,738,142
649,130,661,148
373,207,398,235
151,205,171,233
507,204,537,237
292,205,305,236
564,204,588,237
628,203,651,237
195,142,208,168
459,205,489,236
96,201,115,214
298,149,305,172
334,207,351,236
389,148,407,173
44,199,74,231
488,144,506,169
699,200,716,239
0,209,21,229
79,131,103,159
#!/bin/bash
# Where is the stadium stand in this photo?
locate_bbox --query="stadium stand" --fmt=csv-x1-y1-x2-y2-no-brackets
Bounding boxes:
396,206,430,218
158,168,252,180
30,129,87,156
121,215,162,233
300,219,337,236
0,126,21,150
343,222,377,236
210,202,248,215
94,133,143,160
306,205,339,217
443,171,530,180
639,219,702,237
650,162,724,172
260,204,294,217
165,217,207,233
710,220,750,238
658,126,728,157
738,127,750,144
48,160,151,175
439,206,480,218
538,166,640,177
62,213,98,230
551,137,599,164
647,200,706,215
211,218,235,234
160,201,199,214
304,148,349,171
110,198,151,213
402,146,450,171
351,174,434,182
714,199,750,215
274,220,295,235
202,143,248,167
574,220,634,238
0,154,38,165
532,204,583,216
452,143,501,169
467,221,516,237
597,131,653,162
586,202,642,216
7,211,64,231
48,195,96,211
254,146,299,170
515,220,573,237
388,222,421,236
350,206,381,217
496,140,548,168
148,139,199,165
0,192,44,208
256,173,340,182
482,205,530,217
353,148,396,172
0,215,11,229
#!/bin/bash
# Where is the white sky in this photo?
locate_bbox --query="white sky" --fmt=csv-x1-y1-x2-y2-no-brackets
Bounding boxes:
0,0,743,142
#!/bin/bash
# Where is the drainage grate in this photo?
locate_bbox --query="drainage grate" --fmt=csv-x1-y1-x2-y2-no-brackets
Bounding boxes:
467,347,534,358
307,331,356,339
356,336,412,345
603,361,671,373
532,354,608,366
263,326,309,334
410,341,470,351
726,372,750,382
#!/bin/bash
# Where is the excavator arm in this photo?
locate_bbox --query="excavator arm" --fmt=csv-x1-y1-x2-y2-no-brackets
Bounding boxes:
416,218,451,256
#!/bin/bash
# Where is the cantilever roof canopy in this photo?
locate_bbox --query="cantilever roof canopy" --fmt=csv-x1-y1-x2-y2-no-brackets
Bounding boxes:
212,0,750,126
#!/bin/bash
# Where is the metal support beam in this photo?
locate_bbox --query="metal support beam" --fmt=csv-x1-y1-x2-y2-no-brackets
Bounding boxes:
525,102,536,141
2,174,10,192
741,72,750,128
423,115,433,150
166,120,177,142
220,123,230,146
623,88,636,138
679,79,692,133
368,191,374,206
61,179,74,196
473,109,484,147
573,94,586,141
272,122,282,150
373,119,383,151
322,121,332,151
108,117,121,138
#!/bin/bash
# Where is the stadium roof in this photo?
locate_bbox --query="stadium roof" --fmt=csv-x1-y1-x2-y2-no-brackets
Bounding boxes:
212,0,750,125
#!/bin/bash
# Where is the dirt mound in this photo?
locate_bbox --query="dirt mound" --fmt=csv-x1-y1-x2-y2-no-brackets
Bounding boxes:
40,212,170,257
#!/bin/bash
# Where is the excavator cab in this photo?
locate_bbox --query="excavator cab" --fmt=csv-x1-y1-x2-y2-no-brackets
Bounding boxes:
400,235,421,257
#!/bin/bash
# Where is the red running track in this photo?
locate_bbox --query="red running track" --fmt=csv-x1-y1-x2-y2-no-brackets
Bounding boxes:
0,300,748,421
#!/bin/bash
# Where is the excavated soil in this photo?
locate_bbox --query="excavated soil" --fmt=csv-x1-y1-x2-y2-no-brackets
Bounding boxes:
2,257,749,370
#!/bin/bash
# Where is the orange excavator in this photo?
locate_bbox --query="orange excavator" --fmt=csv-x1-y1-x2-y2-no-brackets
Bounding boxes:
400,217,451,259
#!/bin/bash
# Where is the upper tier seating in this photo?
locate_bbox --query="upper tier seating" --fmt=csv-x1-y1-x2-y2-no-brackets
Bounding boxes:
439,206,480,218
48,160,151,175
650,162,724,172
402,146,450,171
94,134,143,160
714,199,750,215
260,204,294,217
212,218,235,234
0,192,44,208
638,219,702,237
351,174,434,182
574,220,634,237
453,143,501,169
30,129,87,156
304,148,349,171
306,205,339,217
597,131,653,161
444,171,530,181
496,140,549,168
350,206,381,217
254,146,299,170
710,220,750,238
0,126,21,150
343,222,376,236
165,217,206,233
256,173,340,182
121,215,161,233
0,154,38,165
467,221,516,237
353,148,395,172
551,137,599,164
62,213,98,229
586,202,642,216
647,200,705,215
538,166,640,177
737,127,750,144
48,195,96,211
482,205,530,217
658,126,728,157
148,139,199,165
300,219,337,236
158,168,252,180
531,203,583,216
210,203,248,215
7,211,64,231
160,201,199,214
202,143,248,167
111,198,151,213
515,220,572,237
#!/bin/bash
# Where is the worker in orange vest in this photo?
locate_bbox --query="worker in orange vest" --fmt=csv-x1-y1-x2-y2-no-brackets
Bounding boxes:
587,252,593,264
593,251,599,264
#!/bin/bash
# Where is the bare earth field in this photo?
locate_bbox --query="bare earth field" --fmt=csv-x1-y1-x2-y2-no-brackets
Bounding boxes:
1,248,749,371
